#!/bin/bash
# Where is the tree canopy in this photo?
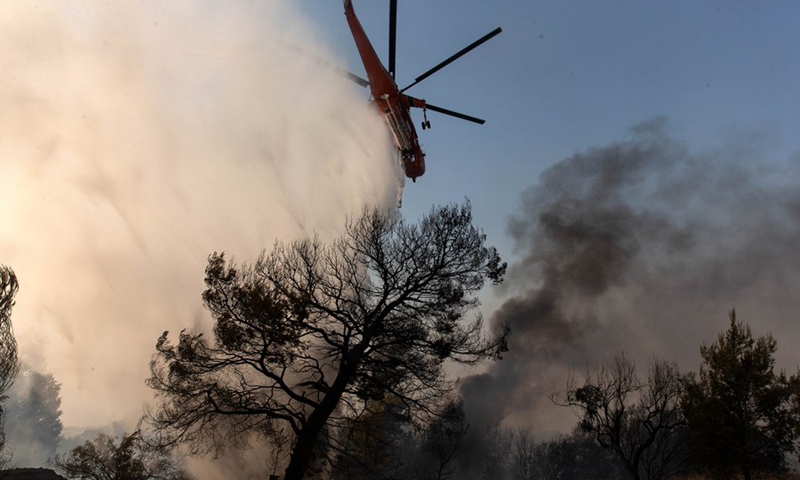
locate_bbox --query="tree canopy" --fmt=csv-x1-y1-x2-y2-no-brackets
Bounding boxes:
0,266,20,466
146,203,509,480
0,267,19,397
682,310,800,480
4,366,63,466
51,432,189,480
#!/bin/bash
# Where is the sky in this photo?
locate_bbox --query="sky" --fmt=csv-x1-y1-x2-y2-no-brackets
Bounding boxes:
300,0,800,245
2,0,800,469
302,0,800,434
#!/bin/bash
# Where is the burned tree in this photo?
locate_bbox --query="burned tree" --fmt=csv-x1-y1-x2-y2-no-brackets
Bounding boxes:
553,354,687,480
146,203,508,480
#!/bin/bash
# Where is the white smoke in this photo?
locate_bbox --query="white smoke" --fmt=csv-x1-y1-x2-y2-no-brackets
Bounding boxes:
0,0,397,432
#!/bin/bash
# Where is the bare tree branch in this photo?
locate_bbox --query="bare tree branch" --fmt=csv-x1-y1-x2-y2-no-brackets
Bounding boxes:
145,203,508,480
552,354,687,480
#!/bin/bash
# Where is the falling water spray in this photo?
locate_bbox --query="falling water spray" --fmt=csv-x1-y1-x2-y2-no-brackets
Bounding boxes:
0,0,397,438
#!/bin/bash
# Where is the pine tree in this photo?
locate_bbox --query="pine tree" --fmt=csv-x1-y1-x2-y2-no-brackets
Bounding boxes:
682,310,800,480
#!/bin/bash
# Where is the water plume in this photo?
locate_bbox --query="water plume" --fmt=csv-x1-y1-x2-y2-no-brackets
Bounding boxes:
0,0,396,434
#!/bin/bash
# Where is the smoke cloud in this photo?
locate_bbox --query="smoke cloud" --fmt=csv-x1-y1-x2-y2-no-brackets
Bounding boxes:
463,118,800,435
0,0,397,434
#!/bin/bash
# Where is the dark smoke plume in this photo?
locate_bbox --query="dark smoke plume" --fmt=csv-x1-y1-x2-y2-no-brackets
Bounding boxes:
462,118,800,439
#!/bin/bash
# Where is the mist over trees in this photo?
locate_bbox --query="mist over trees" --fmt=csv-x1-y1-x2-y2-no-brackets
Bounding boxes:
136,196,800,480
145,203,509,480
3,366,63,467
327,398,469,480
1,197,795,480
539,311,800,480
397,311,800,480
421,425,624,480
51,431,190,480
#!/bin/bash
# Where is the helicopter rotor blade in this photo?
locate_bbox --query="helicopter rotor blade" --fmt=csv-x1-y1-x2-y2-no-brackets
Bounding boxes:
401,26,502,93
405,96,486,125
389,0,397,79
426,103,485,124
342,70,371,88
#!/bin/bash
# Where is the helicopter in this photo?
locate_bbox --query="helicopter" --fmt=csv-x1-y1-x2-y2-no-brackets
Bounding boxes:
342,0,501,183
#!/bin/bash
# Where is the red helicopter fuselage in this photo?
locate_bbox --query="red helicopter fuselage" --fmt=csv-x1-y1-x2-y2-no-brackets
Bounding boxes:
344,0,426,181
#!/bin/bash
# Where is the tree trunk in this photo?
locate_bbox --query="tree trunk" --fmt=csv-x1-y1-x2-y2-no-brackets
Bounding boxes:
283,402,337,480
283,355,362,480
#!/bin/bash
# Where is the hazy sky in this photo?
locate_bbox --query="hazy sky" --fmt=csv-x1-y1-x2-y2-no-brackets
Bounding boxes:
2,0,800,449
